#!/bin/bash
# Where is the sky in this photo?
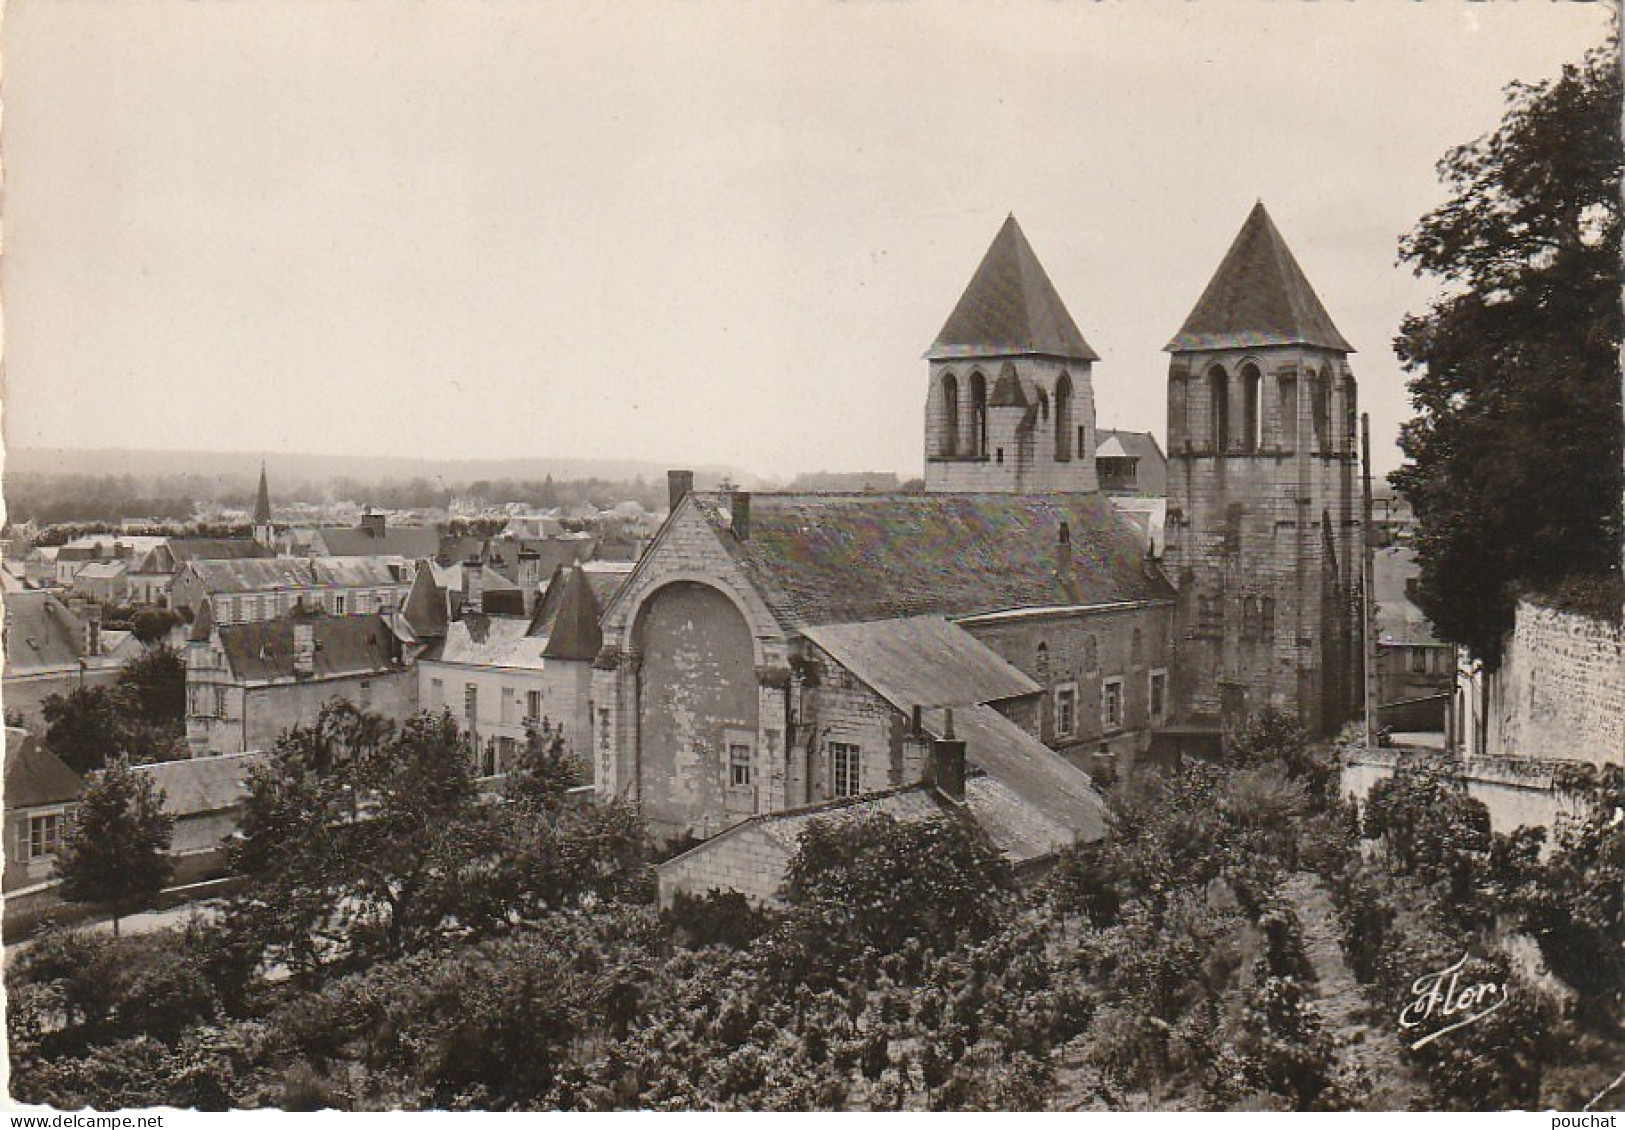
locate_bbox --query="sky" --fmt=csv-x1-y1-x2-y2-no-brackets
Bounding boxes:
1,0,1614,481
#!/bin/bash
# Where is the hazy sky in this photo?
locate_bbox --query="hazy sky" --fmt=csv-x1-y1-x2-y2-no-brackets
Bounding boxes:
2,0,1612,480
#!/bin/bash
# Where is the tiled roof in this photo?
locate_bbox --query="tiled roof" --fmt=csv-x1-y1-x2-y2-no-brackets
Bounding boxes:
317,524,442,559
3,591,88,673
135,751,268,817
1167,202,1353,354
802,616,1040,711
4,727,83,810
923,704,1107,844
217,614,399,682
927,215,1100,362
683,492,1173,628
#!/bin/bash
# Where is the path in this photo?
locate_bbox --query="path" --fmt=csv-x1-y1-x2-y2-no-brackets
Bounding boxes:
1281,872,1423,1111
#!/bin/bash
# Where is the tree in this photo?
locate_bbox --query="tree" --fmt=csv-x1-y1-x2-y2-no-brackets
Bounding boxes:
40,686,127,774
1391,41,1623,666
130,608,182,645
115,644,186,728
54,757,174,936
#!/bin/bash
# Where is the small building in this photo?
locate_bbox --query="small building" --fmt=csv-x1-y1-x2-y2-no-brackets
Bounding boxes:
134,752,268,884
1095,429,1168,497
185,605,416,756
2,593,120,727
1372,546,1453,730
657,713,1106,906
4,727,84,892
69,560,130,605
310,510,442,561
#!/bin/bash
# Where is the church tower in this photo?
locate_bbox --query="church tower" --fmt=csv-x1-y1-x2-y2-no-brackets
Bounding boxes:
253,462,275,549
1163,203,1362,734
924,215,1100,493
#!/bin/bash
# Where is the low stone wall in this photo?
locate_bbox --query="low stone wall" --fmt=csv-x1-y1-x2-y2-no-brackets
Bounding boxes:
1490,600,1624,767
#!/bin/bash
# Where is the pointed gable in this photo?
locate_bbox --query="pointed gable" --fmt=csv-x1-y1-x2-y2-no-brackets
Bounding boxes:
1167,202,1353,354
927,215,1100,363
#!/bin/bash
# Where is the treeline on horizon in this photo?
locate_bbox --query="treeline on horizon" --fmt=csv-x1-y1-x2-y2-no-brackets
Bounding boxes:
3,468,921,529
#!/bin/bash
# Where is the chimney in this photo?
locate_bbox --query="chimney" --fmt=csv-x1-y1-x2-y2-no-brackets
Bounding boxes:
361,510,387,539
911,704,923,736
931,708,967,803
517,550,541,615
667,470,694,513
731,491,751,541
293,621,316,677
464,557,485,615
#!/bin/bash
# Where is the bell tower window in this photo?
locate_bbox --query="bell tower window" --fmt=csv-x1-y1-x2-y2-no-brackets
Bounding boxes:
1209,365,1231,453
1054,373,1074,461
940,373,960,456
970,372,988,457
1241,363,1262,452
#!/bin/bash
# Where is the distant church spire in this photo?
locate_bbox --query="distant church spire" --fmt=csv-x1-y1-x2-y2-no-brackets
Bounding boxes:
253,462,274,547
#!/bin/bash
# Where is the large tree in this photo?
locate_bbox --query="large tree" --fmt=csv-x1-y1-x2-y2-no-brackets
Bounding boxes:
53,757,175,937
1391,40,1623,666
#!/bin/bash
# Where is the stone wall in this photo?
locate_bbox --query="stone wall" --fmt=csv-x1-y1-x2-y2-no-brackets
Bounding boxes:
656,820,796,908
924,357,1098,494
1489,599,1624,767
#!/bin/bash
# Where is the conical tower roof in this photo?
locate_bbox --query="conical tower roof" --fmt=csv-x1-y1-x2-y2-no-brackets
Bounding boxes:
1166,202,1353,354
253,463,273,524
927,215,1099,363
529,565,604,661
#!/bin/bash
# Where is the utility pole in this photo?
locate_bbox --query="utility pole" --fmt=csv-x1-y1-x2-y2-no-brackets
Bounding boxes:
1361,413,1376,749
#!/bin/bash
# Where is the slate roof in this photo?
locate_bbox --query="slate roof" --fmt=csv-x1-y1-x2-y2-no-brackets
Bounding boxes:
1374,546,1443,647
922,704,1108,844
309,557,406,588
4,727,83,810
1095,429,1168,495
801,616,1040,711
1167,202,1354,354
135,751,268,817
217,615,399,682
673,492,1173,629
317,524,441,560
254,465,273,524
439,615,547,670
166,539,274,565
3,592,88,673
188,558,321,593
74,561,129,581
581,562,634,609
532,565,604,661
927,215,1100,363
401,563,450,639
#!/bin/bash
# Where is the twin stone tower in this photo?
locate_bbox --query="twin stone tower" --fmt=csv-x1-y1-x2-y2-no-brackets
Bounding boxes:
920,204,1362,734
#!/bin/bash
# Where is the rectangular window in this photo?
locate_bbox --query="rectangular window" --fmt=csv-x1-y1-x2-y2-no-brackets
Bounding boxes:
335,594,347,615
831,742,862,798
464,683,478,721
526,690,542,722
430,678,444,709
359,680,372,709
213,687,227,719
729,743,753,788
29,812,62,859
1150,669,1168,726
501,686,516,724
1411,649,1428,675
1055,683,1078,737
1102,678,1124,731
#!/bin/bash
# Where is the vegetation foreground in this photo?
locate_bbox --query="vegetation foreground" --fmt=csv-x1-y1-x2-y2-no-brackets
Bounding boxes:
7,704,1623,1112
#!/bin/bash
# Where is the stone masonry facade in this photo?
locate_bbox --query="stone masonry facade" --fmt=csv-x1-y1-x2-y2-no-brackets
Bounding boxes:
1489,599,1624,768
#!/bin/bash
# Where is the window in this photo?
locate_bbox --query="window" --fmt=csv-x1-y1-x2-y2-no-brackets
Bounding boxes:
729,743,753,788
360,680,372,709
189,687,203,717
1036,641,1050,681
1054,373,1074,461
1150,669,1169,726
1210,365,1231,452
28,812,64,859
213,687,227,719
1278,375,1299,450
501,686,516,724
1102,678,1124,731
970,372,988,455
831,742,862,798
1241,363,1262,452
464,683,478,721
941,373,960,456
335,594,347,615
1055,684,1078,738
526,690,542,722
1411,648,1428,674
430,678,444,709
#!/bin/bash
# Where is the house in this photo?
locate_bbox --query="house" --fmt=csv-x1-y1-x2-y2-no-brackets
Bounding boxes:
169,556,411,624
309,510,442,561
658,715,1107,906
1372,546,1454,730
2,592,121,726
4,727,83,892
415,562,621,773
1095,429,1168,496
69,560,130,604
127,537,275,606
134,752,268,883
184,604,416,756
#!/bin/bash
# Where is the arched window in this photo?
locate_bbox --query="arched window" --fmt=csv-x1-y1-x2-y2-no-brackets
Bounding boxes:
970,372,988,457
1037,641,1050,681
1241,363,1262,452
1036,387,1050,422
1054,373,1074,461
1209,365,1230,453
1310,369,1330,453
940,373,960,456
1277,373,1299,451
